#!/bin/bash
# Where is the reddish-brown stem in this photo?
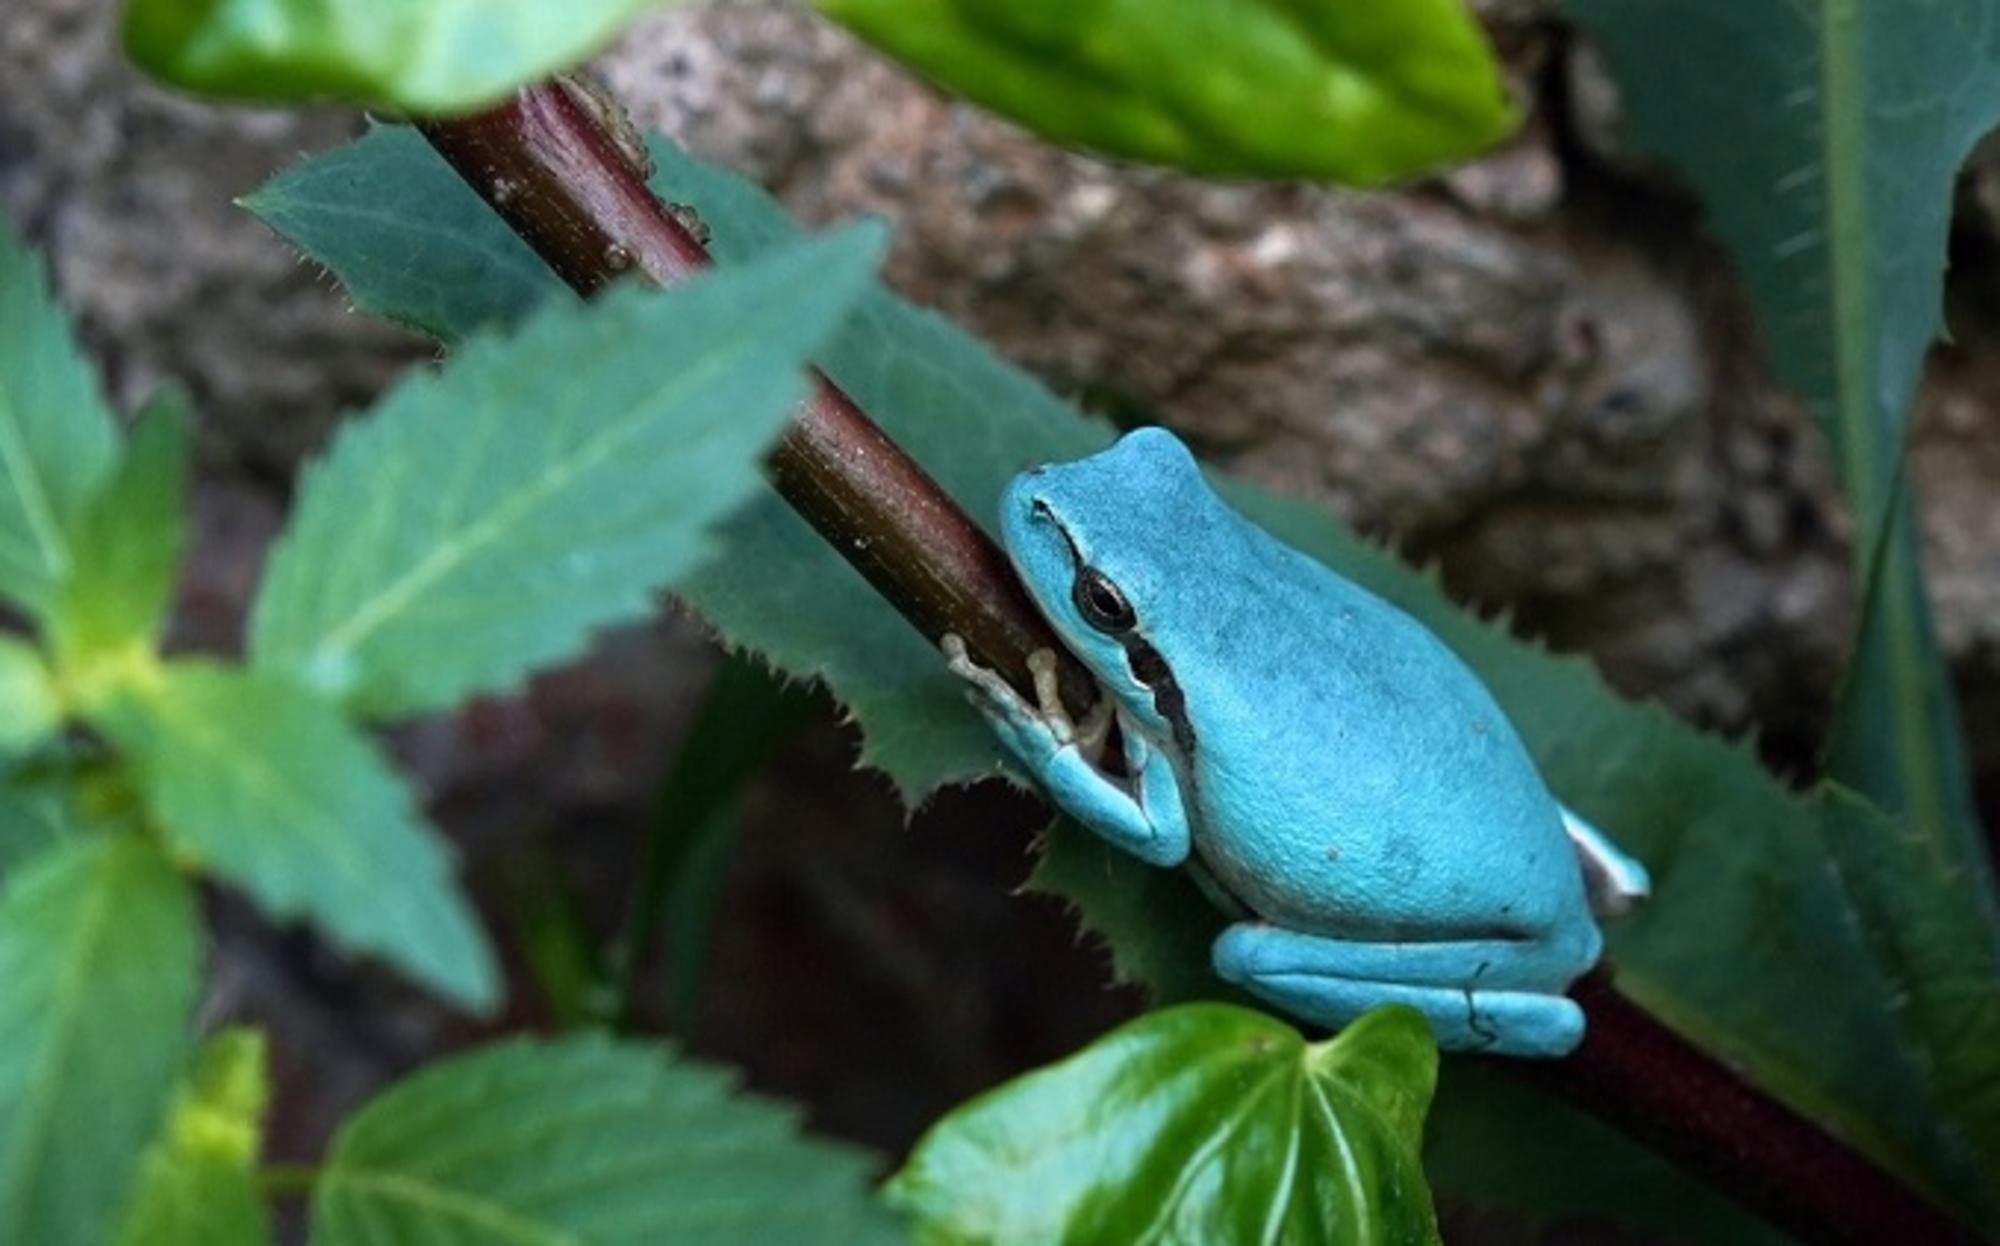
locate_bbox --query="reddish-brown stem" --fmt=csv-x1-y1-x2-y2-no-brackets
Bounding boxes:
1538,971,1977,1244
418,85,1982,1246
416,85,1093,718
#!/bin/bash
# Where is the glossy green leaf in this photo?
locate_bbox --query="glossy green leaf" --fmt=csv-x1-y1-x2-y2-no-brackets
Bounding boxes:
0,220,119,621
310,1034,900,1244
249,227,880,722
93,661,498,1010
122,0,681,114
814,0,1514,185
243,128,2000,1225
0,637,60,760
0,837,202,1246
1565,0,1998,980
51,390,191,668
888,1004,1439,1244
112,1029,273,1246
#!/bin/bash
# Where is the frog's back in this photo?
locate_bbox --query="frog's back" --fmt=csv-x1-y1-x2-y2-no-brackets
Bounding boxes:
1175,515,1587,938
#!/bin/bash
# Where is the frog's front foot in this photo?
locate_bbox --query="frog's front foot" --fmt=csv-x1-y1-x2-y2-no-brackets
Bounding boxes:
942,633,1189,869
942,635,1111,764
1211,923,1593,1059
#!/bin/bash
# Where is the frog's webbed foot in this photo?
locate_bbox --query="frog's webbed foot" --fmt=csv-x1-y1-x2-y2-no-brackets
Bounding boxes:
1211,924,1594,1059
942,633,1189,869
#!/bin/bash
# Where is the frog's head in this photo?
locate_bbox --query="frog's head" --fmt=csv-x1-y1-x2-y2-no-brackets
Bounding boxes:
999,427,1215,753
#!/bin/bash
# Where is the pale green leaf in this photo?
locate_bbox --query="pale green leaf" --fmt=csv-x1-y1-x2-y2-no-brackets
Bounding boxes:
113,1028,273,1246
51,389,192,668
888,1004,1438,1245
0,636,60,759
93,662,498,1010
249,227,882,722
242,128,1999,1224
311,1033,900,1244
122,0,683,114
0,836,201,1246
815,0,1515,185
0,219,119,620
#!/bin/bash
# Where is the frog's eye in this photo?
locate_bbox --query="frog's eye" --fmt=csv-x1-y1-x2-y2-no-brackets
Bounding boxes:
1072,568,1137,634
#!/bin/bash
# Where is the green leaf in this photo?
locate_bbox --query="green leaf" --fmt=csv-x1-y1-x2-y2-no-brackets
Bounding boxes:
0,766,77,877
113,1028,273,1246
310,1033,900,1244
0,836,202,1246
1422,1064,1792,1246
93,661,498,1010
0,636,60,759
0,219,119,621
1564,0,1998,982
1559,0,2000,1211
611,651,821,1028
242,128,2000,1223
51,389,192,668
887,1003,1439,1245
249,227,882,722
122,0,680,114
813,0,1514,186
240,124,572,341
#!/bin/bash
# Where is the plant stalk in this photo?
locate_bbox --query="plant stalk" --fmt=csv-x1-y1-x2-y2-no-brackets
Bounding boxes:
415,86,1095,721
418,84,1981,1246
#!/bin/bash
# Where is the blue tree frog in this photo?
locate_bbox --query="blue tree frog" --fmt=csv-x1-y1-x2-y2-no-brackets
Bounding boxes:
945,428,1650,1058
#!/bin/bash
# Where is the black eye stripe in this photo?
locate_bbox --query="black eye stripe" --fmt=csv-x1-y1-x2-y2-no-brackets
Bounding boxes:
1121,633,1196,759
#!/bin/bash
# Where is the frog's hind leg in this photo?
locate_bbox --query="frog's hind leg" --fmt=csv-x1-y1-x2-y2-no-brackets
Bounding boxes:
1211,924,1597,1058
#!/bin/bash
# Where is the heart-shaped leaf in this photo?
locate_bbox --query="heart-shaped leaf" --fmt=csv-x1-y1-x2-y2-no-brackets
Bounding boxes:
887,1004,1440,1244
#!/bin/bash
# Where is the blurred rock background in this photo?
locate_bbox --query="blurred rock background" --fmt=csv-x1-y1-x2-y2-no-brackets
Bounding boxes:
4,0,1996,1235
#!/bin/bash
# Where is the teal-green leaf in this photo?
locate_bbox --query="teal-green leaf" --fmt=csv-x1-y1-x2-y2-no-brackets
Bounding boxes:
249,226,882,722
0,636,60,760
93,662,498,1010
240,122,572,341
887,1003,1439,1245
122,0,683,114
0,219,119,621
1564,0,1998,978
0,836,202,1246
241,128,2000,1223
814,0,1514,185
51,389,192,667
112,1028,273,1246
310,1033,900,1244
0,765,77,878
